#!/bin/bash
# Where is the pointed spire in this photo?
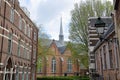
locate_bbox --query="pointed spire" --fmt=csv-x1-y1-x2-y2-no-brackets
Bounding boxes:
60,17,63,35
59,17,64,43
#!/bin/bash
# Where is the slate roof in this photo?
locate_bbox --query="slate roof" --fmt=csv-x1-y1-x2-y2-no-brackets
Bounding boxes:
88,17,112,27
94,23,114,51
103,23,114,38
41,39,66,54
55,40,65,47
58,46,66,54
55,40,66,54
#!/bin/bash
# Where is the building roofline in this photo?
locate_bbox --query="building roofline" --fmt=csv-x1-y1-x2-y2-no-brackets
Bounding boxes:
17,3,39,31
88,17,111,20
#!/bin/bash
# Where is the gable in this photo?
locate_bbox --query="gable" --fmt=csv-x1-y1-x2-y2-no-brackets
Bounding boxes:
62,48,72,56
49,40,61,55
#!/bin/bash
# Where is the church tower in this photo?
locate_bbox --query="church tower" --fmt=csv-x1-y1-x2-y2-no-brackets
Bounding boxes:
59,17,64,44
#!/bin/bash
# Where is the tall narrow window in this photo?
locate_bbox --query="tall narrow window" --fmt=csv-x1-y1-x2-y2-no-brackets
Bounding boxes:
26,69,29,80
19,17,22,30
27,25,30,37
17,39,21,56
33,49,36,58
103,45,107,69
26,45,28,59
28,26,31,37
100,49,103,74
16,67,19,80
10,8,14,23
113,39,119,68
32,73,35,80
28,51,31,60
24,23,27,35
51,57,56,73
109,50,113,68
24,43,27,59
38,59,42,73
8,33,12,54
22,68,24,80
67,59,72,72
34,32,36,41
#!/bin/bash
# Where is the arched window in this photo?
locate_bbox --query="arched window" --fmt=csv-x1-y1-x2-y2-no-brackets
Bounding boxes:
51,57,56,73
17,39,21,57
8,33,13,54
19,16,22,30
24,22,27,35
24,43,27,58
10,8,14,23
37,58,42,73
67,58,72,72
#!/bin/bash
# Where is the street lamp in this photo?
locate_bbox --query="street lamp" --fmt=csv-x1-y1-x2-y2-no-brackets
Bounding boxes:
95,17,106,41
94,17,105,80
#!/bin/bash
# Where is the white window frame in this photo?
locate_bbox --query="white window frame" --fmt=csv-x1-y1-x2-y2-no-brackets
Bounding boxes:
24,43,27,59
8,33,12,54
67,59,72,72
26,70,29,80
28,26,31,37
34,32,36,41
24,23,27,35
15,67,19,80
33,49,36,58
22,69,24,80
51,57,56,73
38,59,42,73
19,16,22,30
17,39,21,56
10,8,14,23
27,24,30,37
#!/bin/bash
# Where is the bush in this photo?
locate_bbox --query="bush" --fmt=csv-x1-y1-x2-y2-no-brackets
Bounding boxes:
37,76,89,80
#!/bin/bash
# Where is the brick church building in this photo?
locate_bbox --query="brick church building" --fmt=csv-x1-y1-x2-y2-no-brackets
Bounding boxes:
37,18,85,77
0,0,38,80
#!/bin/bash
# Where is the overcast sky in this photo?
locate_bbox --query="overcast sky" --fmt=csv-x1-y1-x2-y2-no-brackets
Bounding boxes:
19,0,112,41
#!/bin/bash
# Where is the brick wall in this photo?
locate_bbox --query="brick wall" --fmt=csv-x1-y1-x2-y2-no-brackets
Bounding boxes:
0,0,38,80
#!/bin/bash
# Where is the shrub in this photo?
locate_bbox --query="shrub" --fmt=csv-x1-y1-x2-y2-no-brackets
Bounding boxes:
37,76,89,80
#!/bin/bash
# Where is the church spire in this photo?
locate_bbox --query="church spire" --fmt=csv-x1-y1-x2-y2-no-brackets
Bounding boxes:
59,17,64,43
60,17,63,35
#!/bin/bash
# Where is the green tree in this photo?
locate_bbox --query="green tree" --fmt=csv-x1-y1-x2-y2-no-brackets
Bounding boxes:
69,0,113,68
37,25,50,72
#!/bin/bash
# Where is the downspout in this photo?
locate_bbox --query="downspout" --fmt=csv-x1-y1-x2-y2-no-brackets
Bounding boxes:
0,1,6,79
35,28,39,80
30,28,34,80
0,0,6,65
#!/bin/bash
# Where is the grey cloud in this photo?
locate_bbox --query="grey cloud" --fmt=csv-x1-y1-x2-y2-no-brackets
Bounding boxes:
35,0,73,24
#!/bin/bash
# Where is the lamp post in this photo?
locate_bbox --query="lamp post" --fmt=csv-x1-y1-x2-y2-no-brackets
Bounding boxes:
95,17,106,41
94,17,106,80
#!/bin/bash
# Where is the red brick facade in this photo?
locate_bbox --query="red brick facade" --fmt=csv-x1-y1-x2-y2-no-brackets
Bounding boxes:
92,15,120,79
94,28,120,80
37,40,81,77
0,0,38,80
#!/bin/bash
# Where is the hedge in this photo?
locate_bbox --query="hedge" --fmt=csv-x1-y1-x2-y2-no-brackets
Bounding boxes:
37,76,89,80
